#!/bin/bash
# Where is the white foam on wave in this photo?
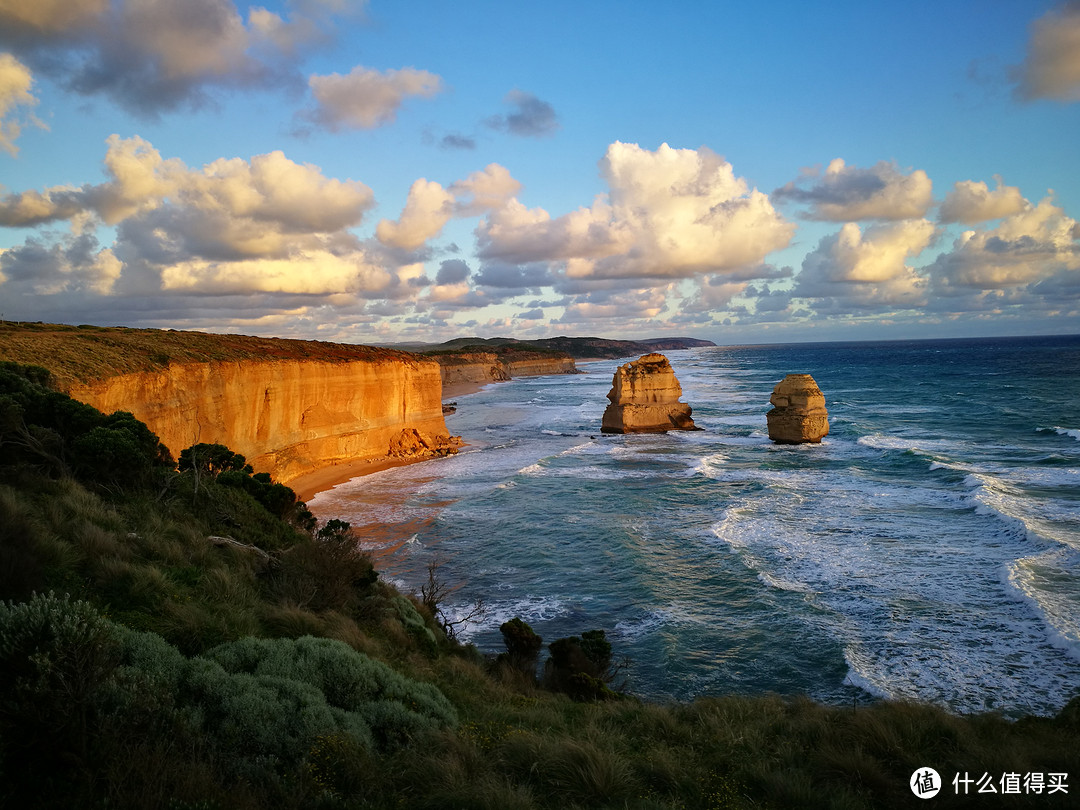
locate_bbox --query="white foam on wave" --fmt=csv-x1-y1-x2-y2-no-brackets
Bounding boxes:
963,471,1080,551
1050,426,1080,442
706,466,1080,715
614,603,710,641
1005,549,1080,663
448,594,578,641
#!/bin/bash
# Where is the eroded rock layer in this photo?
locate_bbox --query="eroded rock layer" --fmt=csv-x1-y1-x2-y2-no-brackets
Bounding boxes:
766,374,829,444
434,352,577,390
601,353,696,434
67,358,459,484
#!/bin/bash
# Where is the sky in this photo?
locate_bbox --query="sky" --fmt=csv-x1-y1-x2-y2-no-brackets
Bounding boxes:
1,0,1079,346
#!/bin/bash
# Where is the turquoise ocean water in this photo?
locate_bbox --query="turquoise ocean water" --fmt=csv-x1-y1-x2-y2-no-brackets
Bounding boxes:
310,335,1080,717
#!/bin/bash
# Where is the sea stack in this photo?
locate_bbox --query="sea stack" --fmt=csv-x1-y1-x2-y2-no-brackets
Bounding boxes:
601,353,697,434
766,374,829,444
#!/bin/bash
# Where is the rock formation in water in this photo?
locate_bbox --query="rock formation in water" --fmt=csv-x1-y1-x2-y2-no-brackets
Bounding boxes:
766,374,829,444
601,353,697,434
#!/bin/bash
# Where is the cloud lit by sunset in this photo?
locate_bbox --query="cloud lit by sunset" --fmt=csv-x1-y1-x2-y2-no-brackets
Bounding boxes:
0,0,1077,342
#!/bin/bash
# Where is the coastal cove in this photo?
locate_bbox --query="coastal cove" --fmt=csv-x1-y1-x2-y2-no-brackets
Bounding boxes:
310,334,1080,718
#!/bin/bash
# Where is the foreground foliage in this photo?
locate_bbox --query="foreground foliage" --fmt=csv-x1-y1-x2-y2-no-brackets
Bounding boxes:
1,362,1077,809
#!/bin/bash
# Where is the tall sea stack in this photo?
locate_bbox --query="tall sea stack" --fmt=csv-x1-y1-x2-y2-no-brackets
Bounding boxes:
601,353,697,434
766,374,829,444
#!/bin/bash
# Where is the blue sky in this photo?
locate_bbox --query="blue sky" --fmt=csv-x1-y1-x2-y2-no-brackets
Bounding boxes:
1,0,1078,345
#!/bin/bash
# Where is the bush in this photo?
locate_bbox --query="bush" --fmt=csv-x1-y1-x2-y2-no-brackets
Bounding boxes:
0,592,121,802
204,635,458,736
497,617,543,681
543,630,620,701
268,519,378,613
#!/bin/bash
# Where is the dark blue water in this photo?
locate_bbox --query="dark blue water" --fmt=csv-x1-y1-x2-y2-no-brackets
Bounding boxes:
311,335,1080,716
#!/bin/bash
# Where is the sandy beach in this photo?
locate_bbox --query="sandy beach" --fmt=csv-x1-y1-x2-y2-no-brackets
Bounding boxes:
290,379,488,502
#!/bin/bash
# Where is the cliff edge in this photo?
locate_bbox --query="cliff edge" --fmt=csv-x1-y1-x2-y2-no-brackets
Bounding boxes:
0,324,459,485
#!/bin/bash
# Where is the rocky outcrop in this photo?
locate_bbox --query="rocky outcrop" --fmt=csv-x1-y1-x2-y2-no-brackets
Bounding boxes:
601,353,697,434
434,351,577,390
766,374,829,444
66,357,459,485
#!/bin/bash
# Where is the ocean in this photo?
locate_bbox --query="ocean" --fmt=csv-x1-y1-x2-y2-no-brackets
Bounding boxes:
309,335,1080,717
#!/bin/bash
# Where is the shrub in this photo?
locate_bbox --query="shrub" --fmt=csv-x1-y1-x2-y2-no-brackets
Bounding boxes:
177,443,252,477
268,520,377,613
0,592,121,800
497,617,543,682
543,630,620,700
204,635,458,732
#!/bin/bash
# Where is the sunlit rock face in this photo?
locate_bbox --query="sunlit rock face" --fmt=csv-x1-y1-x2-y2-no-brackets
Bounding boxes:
435,352,577,388
68,358,458,484
766,374,829,444
601,353,697,434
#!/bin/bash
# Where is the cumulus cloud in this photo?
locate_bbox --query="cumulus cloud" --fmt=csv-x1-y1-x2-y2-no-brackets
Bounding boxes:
0,0,107,39
0,232,120,295
486,89,559,137
795,219,937,308
305,65,442,130
0,0,361,117
0,134,375,238
477,142,794,282
375,164,521,251
449,163,522,216
928,196,1080,290
375,179,454,250
939,177,1028,224
159,251,392,295
0,135,398,313
434,258,470,285
1014,3,1080,102
774,158,933,221
473,262,553,290
557,286,670,323
0,52,44,155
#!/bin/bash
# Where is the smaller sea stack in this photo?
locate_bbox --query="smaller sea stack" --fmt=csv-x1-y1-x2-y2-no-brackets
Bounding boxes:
766,374,829,444
601,353,697,434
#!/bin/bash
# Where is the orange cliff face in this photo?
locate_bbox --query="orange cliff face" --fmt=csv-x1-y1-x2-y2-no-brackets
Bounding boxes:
67,357,459,485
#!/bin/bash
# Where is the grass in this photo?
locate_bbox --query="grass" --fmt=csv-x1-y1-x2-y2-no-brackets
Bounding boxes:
0,322,427,389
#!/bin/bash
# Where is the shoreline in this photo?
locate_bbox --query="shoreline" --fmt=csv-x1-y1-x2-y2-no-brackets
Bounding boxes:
292,380,487,502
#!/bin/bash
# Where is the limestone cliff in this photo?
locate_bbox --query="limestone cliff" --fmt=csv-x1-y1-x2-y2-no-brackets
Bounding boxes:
0,324,459,485
434,350,577,391
601,353,697,434
766,374,829,444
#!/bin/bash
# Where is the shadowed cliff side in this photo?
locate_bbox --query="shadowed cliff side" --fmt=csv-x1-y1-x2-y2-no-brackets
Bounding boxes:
0,323,459,484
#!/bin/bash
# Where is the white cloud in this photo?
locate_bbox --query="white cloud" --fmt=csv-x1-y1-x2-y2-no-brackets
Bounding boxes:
477,142,794,282
160,250,392,295
928,196,1080,290
795,219,936,308
306,65,442,130
376,179,455,250
449,163,521,216
774,158,934,221
939,177,1028,224
1015,3,1080,102
0,0,352,116
0,52,44,155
